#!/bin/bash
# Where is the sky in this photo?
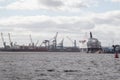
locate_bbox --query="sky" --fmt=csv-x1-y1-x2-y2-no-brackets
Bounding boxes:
0,0,120,47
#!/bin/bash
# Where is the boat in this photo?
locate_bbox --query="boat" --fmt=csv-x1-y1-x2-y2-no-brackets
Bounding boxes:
87,32,102,53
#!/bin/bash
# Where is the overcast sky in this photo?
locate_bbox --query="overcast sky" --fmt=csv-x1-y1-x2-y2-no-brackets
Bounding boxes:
0,0,120,47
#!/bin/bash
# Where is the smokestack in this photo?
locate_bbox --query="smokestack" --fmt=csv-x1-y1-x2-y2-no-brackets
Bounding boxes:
90,32,92,38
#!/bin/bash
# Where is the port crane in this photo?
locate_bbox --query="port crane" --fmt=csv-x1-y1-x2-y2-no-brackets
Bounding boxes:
52,32,58,49
41,32,58,50
29,34,34,48
35,40,39,46
58,38,64,49
40,40,49,48
66,36,77,47
1,33,6,48
8,33,13,47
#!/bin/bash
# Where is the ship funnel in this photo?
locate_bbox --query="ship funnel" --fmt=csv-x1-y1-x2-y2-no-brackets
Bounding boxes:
90,32,92,38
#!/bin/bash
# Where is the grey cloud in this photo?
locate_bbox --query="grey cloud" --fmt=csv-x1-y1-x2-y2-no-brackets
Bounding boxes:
22,20,94,32
71,21,94,29
94,17,120,26
39,0,64,7
1,20,95,34
92,31,119,46
94,17,112,24
0,26,14,33
93,12,120,26
73,2,88,8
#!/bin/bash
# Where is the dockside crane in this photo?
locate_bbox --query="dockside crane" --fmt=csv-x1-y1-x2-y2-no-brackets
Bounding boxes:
52,32,58,49
58,38,64,49
29,34,34,48
74,40,77,48
40,32,58,50
35,40,39,46
67,36,77,47
1,33,6,48
41,40,50,48
8,33,13,47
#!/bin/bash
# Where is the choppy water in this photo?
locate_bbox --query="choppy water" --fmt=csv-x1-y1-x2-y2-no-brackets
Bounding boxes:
0,52,120,80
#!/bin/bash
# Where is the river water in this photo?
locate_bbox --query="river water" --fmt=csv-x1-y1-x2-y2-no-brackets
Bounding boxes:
0,52,120,80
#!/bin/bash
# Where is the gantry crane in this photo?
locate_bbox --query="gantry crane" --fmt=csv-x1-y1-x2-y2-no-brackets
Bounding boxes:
66,36,77,47
40,40,50,48
52,32,58,49
1,33,6,48
58,38,64,49
8,33,13,47
35,40,39,46
29,34,34,47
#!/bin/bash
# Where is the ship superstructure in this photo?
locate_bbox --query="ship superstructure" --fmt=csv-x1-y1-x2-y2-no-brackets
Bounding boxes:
87,32,102,53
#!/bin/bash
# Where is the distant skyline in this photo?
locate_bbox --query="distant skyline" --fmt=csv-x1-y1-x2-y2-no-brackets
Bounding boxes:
0,0,120,47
